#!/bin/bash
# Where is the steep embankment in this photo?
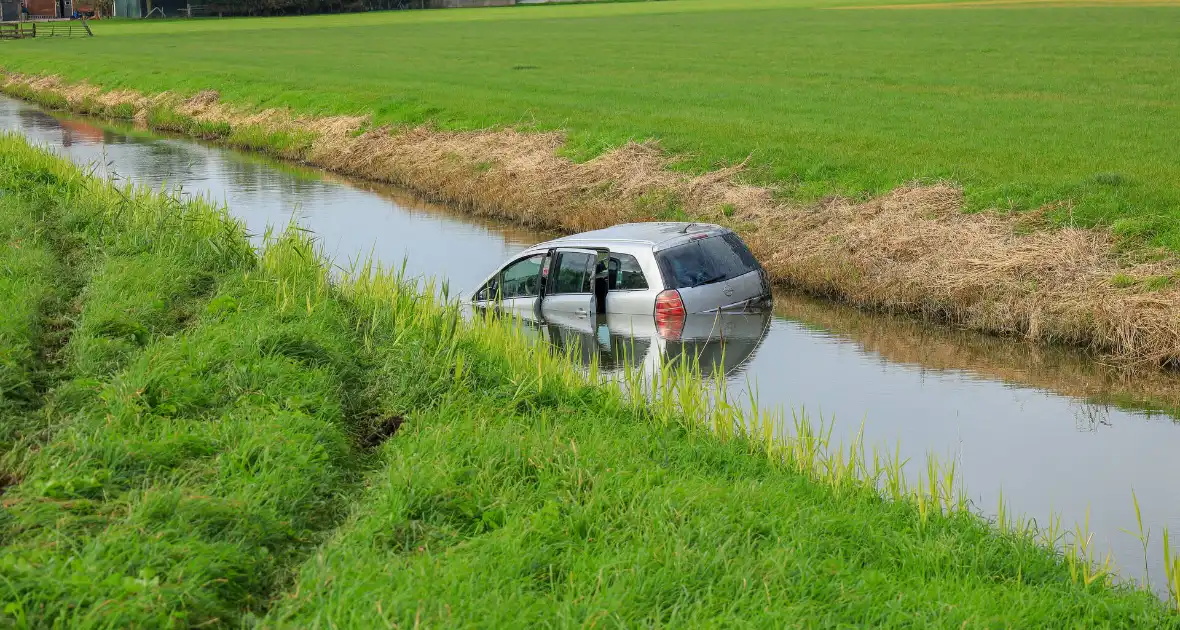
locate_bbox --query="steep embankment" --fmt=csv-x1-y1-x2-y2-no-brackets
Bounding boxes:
1,132,1177,627
3,73,1180,370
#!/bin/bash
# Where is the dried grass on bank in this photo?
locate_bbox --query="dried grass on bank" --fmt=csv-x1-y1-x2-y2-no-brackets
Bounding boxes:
4,72,1180,368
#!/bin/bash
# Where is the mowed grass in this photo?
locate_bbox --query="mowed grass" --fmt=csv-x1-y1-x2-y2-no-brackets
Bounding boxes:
0,135,1178,626
2,0,1180,246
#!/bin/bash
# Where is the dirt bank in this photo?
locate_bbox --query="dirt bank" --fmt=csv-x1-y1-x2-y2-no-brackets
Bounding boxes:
5,72,1179,369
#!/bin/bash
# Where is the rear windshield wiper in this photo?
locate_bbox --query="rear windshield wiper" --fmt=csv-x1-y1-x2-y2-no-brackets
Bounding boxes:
693,273,728,287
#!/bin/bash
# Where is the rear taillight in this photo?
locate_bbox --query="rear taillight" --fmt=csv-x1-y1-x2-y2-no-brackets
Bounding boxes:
655,289,685,340
655,290,686,339
655,289,685,322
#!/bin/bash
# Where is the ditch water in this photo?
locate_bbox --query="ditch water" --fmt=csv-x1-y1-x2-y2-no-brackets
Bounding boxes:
4,95,1180,593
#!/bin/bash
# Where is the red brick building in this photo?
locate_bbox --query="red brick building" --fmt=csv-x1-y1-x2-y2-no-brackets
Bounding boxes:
23,0,70,17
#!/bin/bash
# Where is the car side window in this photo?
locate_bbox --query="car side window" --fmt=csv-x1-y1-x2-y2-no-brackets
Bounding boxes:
550,251,593,294
499,254,544,299
608,254,649,291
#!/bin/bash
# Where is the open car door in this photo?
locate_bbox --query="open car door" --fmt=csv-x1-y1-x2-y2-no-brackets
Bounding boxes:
539,247,608,320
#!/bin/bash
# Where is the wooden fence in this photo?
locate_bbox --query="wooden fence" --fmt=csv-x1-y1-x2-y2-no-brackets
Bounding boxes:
0,18,93,39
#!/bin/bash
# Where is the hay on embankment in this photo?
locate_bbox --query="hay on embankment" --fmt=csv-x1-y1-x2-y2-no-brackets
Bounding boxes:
5,72,1179,368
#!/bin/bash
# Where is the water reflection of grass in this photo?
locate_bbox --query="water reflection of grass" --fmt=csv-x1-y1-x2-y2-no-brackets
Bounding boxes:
3,134,1178,625
774,290,1180,418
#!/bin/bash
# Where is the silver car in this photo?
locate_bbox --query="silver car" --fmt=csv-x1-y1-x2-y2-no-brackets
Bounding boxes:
472,222,772,328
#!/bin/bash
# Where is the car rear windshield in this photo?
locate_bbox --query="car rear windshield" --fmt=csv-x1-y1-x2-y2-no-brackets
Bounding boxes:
656,233,762,290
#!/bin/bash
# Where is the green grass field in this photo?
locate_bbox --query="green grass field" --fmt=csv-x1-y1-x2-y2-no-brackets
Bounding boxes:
1,0,1179,247
2,134,1178,626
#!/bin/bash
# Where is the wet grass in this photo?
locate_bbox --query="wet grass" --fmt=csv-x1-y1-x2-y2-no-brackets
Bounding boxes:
0,133,1178,626
1,0,1179,248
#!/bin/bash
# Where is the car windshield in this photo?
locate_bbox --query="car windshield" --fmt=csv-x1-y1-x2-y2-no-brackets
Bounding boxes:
501,255,544,298
656,234,760,289
477,254,543,301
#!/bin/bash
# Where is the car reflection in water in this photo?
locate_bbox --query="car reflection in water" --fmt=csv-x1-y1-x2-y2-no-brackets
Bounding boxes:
476,305,773,381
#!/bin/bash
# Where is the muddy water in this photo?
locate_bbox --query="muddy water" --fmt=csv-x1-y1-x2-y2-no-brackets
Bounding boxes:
4,96,1179,593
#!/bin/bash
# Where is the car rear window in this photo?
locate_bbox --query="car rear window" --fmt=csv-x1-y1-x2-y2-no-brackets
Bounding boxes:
721,233,761,271
656,234,762,290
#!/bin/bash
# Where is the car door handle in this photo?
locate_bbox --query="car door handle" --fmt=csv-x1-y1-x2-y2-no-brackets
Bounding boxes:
575,308,588,316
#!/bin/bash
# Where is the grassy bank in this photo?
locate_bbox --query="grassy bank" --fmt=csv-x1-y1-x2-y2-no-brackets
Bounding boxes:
0,135,373,625
1,136,1178,626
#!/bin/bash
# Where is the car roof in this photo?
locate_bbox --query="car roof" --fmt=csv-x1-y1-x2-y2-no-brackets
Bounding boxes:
533,222,727,251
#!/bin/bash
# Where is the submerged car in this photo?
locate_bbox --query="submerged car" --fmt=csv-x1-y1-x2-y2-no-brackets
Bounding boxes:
471,222,772,329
